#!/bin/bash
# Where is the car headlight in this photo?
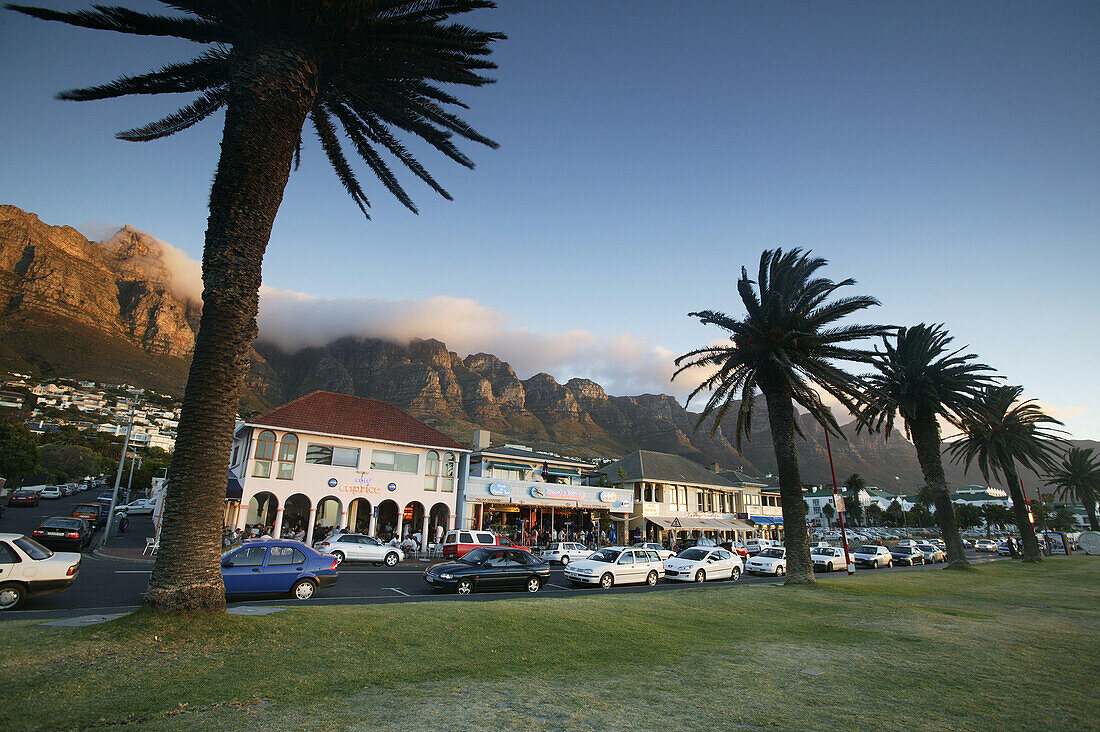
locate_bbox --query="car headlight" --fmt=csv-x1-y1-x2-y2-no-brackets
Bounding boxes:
440,573,453,580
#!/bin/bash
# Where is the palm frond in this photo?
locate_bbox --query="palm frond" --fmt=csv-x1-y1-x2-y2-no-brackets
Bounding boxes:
117,86,226,141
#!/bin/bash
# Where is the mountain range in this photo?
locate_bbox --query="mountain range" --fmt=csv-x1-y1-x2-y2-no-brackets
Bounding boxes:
3,204,1086,493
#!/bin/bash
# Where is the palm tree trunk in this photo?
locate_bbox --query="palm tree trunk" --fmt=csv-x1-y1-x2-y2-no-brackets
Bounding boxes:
145,44,319,612
761,385,814,585
1003,461,1041,562
1086,499,1099,532
909,412,970,567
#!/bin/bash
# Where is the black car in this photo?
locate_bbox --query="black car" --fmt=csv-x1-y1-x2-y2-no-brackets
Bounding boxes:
424,546,550,595
31,517,94,551
890,546,926,567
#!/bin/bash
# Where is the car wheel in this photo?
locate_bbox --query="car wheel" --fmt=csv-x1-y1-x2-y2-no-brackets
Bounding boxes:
384,552,399,567
647,571,658,586
526,577,542,593
291,579,317,600
775,565,786,577
826,562,833,572
887,560,893,568
695,569,706,583
332,551,345,565
730,566,741,582
456,578,474,595
560,555,570,566
600,573,614,589
0,583,26,611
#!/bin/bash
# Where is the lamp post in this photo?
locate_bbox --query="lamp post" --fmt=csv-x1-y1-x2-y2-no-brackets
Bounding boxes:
824,429,855,575
100,403,134,547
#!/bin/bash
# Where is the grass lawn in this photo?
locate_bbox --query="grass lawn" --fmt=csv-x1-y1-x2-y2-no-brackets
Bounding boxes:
2,558,1098,731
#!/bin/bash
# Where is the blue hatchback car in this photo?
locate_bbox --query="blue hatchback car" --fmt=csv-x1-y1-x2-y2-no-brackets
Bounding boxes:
221,539,338,600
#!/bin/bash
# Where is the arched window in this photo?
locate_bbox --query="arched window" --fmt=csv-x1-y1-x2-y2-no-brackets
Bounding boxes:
253,430,276,478
277,434,298,480
424,451,439,491
440,452,456,492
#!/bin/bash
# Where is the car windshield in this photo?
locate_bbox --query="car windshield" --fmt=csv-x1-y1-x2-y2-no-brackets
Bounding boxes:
221,543,244,559
41,518,82,530
757,548,784,559
14,536,52,560
857,546,879,554
588,548,621,563
678,548,710,561
810,548,832,555
459,548,493,564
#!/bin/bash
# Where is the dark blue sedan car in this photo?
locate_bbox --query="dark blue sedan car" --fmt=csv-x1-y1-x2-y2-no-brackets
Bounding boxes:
221,539,338,600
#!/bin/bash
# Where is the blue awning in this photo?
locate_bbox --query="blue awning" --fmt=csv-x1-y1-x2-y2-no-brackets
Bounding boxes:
545,467,583,478
226,473,243,501
750,516,782,525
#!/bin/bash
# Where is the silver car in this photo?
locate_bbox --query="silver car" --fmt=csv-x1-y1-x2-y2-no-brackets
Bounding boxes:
313,533,404,566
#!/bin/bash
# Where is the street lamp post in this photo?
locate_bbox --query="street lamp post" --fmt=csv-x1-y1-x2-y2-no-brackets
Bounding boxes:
100,403,134,547
824,429,855,575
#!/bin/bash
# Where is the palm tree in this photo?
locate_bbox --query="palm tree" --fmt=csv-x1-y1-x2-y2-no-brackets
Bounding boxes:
858,324,998,567
947,385,1067,562
843,473,865,526
1045,447,1100,531
674,249,891,584
10,1,503,611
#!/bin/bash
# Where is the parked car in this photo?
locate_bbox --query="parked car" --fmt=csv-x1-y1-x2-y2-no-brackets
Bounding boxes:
633,542,676,560
744,539,776,556
0,533,81,610
915,543,947,563
676,537,717,552
423,547,550,595
221,540,337,600
6,490,39,507
895,539,919,550
852,545,894,568
39,486,62,500
663,547,743,583
440,531,532,559
810,546,848,572
745,546,787,576
313,533,404,566
974,539,998,552
719,541,750,560
114,498,156,516
891,546,926,566
71,504,105,530
564,546,664,588
542,542,593,565
31,517,93,551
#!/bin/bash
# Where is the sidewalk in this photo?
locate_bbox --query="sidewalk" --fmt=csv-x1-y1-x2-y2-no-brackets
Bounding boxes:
94,546,155,563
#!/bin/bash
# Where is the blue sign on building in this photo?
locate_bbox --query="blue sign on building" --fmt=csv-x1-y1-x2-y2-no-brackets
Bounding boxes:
488,482,511,497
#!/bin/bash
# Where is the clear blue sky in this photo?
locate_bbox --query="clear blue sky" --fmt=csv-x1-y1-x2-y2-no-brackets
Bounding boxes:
1,2,1098,438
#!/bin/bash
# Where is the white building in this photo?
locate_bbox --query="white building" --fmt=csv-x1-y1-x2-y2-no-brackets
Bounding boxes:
229,391,468,551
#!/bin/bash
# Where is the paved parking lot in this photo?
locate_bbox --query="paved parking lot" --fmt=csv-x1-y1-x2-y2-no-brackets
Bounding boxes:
1,489,1002,620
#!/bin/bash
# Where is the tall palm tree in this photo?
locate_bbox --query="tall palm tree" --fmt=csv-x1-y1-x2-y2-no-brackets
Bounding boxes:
10,1,503,611
674,248,891,584
1045,447,1100,531
947,385,1066,562
858,324,998,567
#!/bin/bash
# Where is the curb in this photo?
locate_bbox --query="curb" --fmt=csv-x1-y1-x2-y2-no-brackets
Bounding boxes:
92,548,154,565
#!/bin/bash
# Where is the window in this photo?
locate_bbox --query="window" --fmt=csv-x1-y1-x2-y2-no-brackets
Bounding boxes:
231,444,239,466
425,451,439,491
644,484,653,502
268,547,306,566
306,444,360,468
253,430,276,478
634,484,642,501
228,546,267,567
459,533,474,543
14,537,51,560
440,452,455,492
370,450,418,474
475,533,495,544
655,485,663,503
617,552,635,565
0,542,18,564
277,434,298,480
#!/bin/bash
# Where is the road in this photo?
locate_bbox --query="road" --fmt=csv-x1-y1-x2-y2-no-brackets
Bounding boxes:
1,489,1003,620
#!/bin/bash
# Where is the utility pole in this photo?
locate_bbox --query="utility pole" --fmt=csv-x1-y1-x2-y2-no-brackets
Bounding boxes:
100,403,134,547
824,429,855,575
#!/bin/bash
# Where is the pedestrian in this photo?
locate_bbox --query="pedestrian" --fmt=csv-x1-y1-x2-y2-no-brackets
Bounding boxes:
436,523,444,543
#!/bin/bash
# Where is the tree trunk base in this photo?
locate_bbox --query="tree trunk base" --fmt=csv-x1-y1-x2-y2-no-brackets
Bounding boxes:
945,560,974,570
1021,556,1043,564
144,583,227,613
783,573,816,585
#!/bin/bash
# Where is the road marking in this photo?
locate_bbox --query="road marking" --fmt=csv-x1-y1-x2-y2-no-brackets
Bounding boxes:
115,570,151,574
547,583,570,589
383,587,409,596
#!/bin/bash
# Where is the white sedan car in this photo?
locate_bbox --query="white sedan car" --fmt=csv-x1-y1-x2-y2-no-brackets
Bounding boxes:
39,486,62,499
811,546,849,572
313,533,405,566
0,533,81,610
565,546,664,589
745,546,787,576
633,542,675,560
115,498,157,515
540,542,592,565
663,547,743,582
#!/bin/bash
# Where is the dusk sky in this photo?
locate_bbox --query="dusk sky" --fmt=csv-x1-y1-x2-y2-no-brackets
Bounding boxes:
1,2,1097,439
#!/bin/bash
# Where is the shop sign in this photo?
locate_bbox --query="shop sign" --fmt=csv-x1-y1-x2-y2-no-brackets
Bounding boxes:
642,503,660,516
613,498,633,510
686,512,724,519
334,472,381,496
736,512,749,520
598,490,617,503
530,485,584,501
387,482,397,492
488,482,511,497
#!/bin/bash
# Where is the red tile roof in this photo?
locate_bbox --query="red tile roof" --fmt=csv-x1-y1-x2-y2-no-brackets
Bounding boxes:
246,391,465,451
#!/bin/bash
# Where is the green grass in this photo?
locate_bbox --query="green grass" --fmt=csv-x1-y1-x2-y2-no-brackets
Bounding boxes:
2,558,1098,731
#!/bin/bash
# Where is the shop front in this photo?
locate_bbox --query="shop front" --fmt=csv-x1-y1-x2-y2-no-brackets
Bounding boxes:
460,476,633,546
643,513,755,547
744,514,784,541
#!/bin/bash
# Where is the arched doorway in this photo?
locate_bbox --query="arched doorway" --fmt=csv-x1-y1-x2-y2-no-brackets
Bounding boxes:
347,497,372,534
315,495,342,536
246,491,278,533
429,502,450,544
282,493,311,539
376,499,399,540
403,501,425,541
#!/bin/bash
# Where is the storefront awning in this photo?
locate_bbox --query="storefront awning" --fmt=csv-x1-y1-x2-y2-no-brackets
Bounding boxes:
645,516,751,532
750,516,783,526
545,467,583,478
226,474,243,501
484,460,532,472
